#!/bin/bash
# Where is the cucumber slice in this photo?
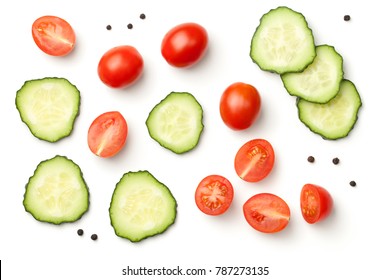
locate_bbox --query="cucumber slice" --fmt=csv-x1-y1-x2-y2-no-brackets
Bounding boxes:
146,92,204,154
250,6,316,74
281,45,344,103
16,77,81,142
23,155,89,224
109,170,177,242
297,79,362,140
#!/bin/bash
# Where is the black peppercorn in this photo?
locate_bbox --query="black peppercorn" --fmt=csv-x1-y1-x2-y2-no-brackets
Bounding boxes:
140,13,146,20
307,156,315,163
332,157,340,165
77,229,84,236
106,25,112,30
127,23,133,29
349,181,356,187
91,234,98,241
344,15,351,21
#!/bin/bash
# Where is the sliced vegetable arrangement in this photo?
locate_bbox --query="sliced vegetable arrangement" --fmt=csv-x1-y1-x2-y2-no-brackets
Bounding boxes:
16,77,80,142
18,6,360,242
146,92,204,154
250,6,362,140
109,170,177,242
23,155,89,224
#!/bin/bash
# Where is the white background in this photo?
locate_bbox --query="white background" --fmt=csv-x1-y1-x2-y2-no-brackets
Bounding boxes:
1,0,388,279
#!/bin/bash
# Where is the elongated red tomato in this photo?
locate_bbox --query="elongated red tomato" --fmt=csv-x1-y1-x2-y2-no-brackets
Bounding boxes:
234,139,275,182
243,193,290,233
161,22,208,68
88,111,128,158
98,45,144,88
220,82,261,130
195,175,234,215
32,15,76,56
300,184,333,224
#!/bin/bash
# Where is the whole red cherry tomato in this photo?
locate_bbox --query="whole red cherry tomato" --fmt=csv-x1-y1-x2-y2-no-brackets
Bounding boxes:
161,22,208,68
220,82,261,130
98,45,143,88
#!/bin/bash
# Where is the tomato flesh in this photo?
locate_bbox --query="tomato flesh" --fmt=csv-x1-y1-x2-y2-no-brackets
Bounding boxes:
98,45,144,88
220,82,261,130
195,175,234,215
161,22,208,68
300,184,333,224
234,139,275,182
32,15,76,56
243,193,290,233
88,111,128,158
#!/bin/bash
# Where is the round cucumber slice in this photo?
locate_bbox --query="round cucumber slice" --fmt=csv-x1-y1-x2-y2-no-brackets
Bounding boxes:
250,6,316,74
281,45,344,103
23,155,89,225
297,79,362,140
146,92,204,154
16,77,81,142
109,170,177,242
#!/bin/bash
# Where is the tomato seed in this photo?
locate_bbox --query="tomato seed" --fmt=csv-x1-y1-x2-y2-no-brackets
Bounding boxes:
332,157,340,165
77,229,84,236
344,15,351,21
349,181,356,187
307,156,315,163
91,234,98,241
106,25,112,30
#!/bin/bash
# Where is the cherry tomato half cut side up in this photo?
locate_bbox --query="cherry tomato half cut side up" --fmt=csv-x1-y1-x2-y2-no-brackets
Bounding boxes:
195,175,234,216
161,22,208,68
300,184,333,224
32,15,76,56
220,82,261,130
243,193,290,233
88,111,128,158
234,139,275,182
98,45,144,88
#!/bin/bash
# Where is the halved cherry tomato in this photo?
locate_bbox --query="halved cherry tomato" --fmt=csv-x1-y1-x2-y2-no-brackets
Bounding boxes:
220,82,261,130
87,111,128,158
300,184,333,224
243,193,290,233
32,15,76,56
234,139,275,182
195,175,234,216
98,45,144,88
161,22,208,68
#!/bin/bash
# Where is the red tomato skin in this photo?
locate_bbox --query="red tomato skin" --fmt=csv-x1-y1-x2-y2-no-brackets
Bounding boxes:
32,15,76,56
243,193,290,233
87,111,128,158
195,175,234,216
161,22,208,68
234,139,275,182
300,184,333,224
98,45,144,88
220,82,261,130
